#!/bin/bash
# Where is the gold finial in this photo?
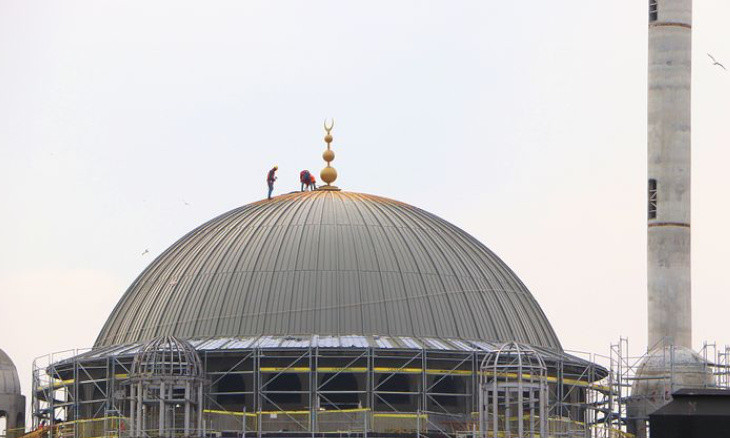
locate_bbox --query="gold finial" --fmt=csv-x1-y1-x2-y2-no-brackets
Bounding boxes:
320,118,339,190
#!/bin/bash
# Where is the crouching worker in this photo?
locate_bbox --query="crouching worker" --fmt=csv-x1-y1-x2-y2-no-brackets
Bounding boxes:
300,170,317,191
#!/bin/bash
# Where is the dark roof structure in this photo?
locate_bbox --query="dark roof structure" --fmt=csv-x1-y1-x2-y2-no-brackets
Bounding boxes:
649,389,730,437
96,190,561,350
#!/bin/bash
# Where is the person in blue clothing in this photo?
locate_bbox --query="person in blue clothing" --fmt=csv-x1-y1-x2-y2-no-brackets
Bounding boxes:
300,170,310,191
300,170,317,191
266,166,278,199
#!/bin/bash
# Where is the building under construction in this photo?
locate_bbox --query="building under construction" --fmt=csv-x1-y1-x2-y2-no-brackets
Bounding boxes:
10,118,730,438
26,185,622,438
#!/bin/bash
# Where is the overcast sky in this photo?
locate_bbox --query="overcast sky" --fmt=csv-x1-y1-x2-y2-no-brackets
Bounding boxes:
1,0,729,411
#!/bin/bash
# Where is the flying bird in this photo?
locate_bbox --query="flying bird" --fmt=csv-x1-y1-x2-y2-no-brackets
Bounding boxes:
708,53,727,71
141,249,149,256
183,199,191,206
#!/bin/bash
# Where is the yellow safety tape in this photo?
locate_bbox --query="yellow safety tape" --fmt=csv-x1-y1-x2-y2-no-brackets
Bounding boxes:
61,417,125,425
260,410,310,415
318,367,368,373
205,408,371,417
423,369,472,376
204,409,257,417
38,370,608,392
259,367,311,372
480,370,608,391
318,408,370,414
374,367,422,374
258,366,471,375
38,374,129,391
373,413,427,419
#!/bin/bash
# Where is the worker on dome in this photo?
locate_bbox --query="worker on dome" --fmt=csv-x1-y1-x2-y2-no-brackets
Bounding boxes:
300,170,317,191
266,166,278,200
299,170,310,191
308,174,317,191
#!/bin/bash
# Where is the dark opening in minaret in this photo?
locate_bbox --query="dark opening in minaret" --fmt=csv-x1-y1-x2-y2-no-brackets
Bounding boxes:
648,179,658,219
649,0,658,22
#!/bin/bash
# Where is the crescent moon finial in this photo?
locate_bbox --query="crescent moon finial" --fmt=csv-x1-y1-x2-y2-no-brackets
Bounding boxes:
324,118,335,134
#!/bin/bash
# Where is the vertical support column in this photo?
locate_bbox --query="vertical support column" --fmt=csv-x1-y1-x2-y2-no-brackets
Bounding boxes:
136,383,143,436
478,364,486,438
310,347,316,435
420,350,427,413
491,375,498,437
72,360,79,438
49,364,55,438
159,381,165,437
540,379,547,438
504,388,511,435
105,357,112,416
130,385,137,436
517,378,524,436
197,381,204,437
255,349,262,438
170,383,175,437
141,386,147,436
184,382,191,436
367,349,374,412
529,382,536,436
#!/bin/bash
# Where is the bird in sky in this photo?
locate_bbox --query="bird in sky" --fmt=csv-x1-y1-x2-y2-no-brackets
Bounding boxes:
183,199,191,206
708,53,727,71
141,249,149,256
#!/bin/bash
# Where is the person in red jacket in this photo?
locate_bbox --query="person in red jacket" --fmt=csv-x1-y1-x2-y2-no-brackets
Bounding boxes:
307,174,317,191
300,170,317,191
267,166,278,199
300,170,311,192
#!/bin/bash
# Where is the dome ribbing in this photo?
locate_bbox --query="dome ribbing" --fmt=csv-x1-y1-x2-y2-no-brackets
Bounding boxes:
95,191,560,350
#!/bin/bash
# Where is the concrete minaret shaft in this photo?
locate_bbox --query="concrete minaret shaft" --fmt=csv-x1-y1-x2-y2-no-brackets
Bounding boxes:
647,0,692,349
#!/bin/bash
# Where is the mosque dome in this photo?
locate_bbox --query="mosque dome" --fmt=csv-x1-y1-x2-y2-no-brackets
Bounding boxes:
0,349,21,395
95,190,561,351
628,345,715,419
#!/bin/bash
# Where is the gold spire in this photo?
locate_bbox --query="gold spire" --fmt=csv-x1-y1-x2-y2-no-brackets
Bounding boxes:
319,119,340,190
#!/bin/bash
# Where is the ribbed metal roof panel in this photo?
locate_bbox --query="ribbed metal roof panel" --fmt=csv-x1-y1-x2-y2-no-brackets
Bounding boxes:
76,335,600,372
95,191,562,351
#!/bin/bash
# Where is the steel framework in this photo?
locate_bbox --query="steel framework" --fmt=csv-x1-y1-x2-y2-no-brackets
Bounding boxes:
31,344,617,438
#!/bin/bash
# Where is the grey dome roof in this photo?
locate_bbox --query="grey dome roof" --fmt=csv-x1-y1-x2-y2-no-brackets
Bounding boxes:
95,191,561,350
0,349,21,394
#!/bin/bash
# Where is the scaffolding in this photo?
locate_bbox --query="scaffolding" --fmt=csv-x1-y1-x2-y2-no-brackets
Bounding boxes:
609,337,730,437
29,342,634,438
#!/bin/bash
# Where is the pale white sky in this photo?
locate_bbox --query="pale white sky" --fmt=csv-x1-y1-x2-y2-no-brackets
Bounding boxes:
1,0,729,410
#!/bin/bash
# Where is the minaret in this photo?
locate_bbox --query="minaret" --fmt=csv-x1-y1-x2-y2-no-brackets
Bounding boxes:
627,4,705,435
647,0,692,350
